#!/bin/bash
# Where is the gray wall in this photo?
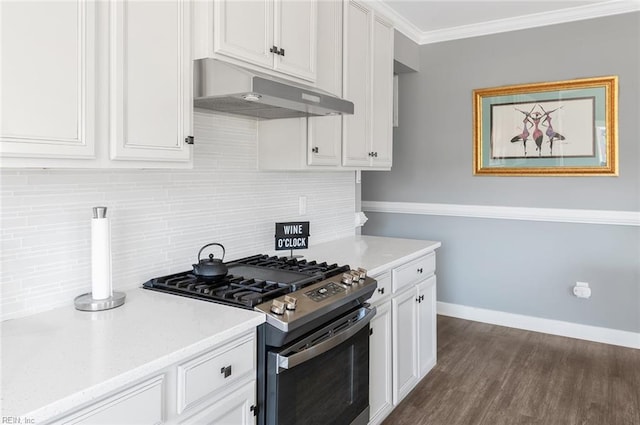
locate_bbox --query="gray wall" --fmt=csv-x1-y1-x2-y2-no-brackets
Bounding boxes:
362,13,640,333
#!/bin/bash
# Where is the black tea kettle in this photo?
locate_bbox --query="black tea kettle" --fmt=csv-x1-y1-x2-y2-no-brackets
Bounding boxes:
192,243,228,281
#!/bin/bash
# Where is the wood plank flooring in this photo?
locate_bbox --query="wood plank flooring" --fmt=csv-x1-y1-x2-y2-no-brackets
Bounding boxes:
382,315,640,425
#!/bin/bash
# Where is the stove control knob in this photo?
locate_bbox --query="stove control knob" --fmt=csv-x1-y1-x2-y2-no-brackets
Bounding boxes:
357,268,367,281
270,299,286,315
341,273,354,286
350,270,361,283
284,295,297,311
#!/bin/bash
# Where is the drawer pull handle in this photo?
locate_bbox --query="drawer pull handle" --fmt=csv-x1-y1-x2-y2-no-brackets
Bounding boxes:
220,365,232,378
377,288,384,294
417,268,423,274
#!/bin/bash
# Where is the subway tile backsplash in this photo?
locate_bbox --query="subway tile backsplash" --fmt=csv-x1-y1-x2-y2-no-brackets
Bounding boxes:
0,111,356,320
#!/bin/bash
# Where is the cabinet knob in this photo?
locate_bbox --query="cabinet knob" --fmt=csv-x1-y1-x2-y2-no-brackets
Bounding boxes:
373,152,378,157
417,268,423,274
420,295,425,302
270,45,278,54
312,147,319,153
184,136,194,145
220,365,232,378
377,287,384,294
278,47,285,56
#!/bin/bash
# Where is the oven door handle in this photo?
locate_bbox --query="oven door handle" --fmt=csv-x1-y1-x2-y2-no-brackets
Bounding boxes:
275,306,376,372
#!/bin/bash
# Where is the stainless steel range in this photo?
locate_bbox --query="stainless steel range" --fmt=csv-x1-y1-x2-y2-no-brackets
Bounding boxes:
143,247,377,425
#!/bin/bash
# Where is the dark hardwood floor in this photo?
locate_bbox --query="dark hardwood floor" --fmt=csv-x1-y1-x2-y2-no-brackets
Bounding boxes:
383,315,640,425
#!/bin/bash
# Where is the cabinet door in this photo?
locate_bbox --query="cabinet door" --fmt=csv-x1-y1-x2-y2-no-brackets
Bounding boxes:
109,0,192,162
369,301,393,425
54,375,164,424
392,287,419,405
342,0,371,167
307,0,342,167
371,16,393,168
213,0,274,69
274,0,317,81
418,276,437,378
1,0,96,159
307,117,342,166
178,380,256,425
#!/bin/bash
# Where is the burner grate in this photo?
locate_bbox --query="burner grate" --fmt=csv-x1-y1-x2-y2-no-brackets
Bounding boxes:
142,253,351,309
234,255,350,279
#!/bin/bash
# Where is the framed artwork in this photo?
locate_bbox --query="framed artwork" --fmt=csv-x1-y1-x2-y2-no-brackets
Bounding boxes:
473,76,618,176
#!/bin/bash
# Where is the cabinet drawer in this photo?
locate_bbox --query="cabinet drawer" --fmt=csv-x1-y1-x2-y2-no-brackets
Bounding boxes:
58,375,164,424
177,333,255,414
392,252,435,293
368,271,391,304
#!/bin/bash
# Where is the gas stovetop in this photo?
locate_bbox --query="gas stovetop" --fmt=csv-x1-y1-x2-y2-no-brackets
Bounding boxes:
142,254,351,309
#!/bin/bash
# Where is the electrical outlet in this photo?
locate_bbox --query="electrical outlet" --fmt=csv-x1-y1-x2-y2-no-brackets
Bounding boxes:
573,281,591,299
298,196,307,216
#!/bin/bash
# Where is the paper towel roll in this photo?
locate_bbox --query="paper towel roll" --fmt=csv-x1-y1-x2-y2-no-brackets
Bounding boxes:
91,209,112,300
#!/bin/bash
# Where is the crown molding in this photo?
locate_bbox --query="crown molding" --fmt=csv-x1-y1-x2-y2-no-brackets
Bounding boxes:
369,0,640,45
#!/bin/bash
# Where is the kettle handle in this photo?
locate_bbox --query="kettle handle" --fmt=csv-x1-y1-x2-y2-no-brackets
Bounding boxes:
197,243,226,262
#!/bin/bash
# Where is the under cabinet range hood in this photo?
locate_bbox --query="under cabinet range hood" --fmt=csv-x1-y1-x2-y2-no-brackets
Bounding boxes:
193,59,354,119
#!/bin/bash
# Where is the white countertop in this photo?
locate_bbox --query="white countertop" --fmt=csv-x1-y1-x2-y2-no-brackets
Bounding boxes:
1,235,440,421
1,288,265,421
284,235,441,277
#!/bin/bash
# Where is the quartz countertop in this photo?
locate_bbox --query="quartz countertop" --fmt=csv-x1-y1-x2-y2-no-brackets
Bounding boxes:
280,235,441,277
1,235,440,421
0,288,265,421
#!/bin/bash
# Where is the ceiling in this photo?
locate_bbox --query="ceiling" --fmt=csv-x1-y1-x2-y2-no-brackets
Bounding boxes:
375,0,640,44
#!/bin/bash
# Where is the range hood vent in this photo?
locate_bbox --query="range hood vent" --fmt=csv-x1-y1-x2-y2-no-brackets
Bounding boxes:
193,59,354,120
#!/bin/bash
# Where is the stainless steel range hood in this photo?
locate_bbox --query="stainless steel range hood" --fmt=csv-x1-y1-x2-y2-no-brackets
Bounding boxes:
193,59,354,119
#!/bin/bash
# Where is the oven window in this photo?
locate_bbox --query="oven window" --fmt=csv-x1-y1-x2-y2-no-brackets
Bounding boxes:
268,325,370,425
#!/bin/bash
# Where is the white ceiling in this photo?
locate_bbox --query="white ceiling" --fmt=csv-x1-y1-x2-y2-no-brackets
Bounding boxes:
375,0,640,44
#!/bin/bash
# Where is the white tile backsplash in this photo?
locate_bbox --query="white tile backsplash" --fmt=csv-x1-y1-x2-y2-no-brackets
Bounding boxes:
0,111,356,320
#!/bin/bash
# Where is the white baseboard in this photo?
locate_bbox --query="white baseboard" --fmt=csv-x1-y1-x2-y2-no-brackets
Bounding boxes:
437,302,640,349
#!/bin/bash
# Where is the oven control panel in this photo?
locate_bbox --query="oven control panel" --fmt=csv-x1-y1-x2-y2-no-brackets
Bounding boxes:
305,281,346,302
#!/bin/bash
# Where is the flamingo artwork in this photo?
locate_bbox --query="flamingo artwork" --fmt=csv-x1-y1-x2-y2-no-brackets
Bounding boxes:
540,105,565,155
510,106,535,155
527,111,546,157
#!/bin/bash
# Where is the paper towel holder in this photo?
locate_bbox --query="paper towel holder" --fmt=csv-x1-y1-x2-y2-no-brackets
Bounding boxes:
74,291,126,311
74,206,126,311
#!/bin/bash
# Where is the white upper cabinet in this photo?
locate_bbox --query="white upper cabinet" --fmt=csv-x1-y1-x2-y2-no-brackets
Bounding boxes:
109,0,192,162
257,0,342,170
1,0,193,168
0,0,96,160
343,0,393,169
196,0,317,83
370,15,394,168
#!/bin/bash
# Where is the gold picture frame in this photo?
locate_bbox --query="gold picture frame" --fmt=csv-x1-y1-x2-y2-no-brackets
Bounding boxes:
473,76,618,176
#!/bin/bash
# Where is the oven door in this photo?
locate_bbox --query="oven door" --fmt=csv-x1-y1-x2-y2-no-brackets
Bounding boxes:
265,306,375,425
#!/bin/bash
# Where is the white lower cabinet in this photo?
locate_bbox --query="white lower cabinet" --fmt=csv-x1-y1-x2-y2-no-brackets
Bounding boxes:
417,276,437,378
369,299,393,425
53,375,164,425
48,330,257,425
392,284,419,404
368,252,438,424
177,380,256,425
392,274,436,404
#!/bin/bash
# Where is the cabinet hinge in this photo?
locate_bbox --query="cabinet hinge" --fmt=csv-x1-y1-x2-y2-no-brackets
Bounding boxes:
250,404,259,416
184,136,194,145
